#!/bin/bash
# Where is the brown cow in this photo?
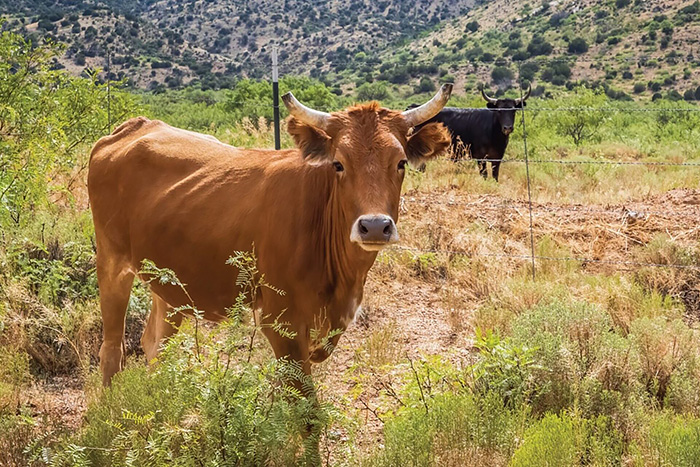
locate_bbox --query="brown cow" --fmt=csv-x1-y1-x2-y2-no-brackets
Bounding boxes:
88,84,452,387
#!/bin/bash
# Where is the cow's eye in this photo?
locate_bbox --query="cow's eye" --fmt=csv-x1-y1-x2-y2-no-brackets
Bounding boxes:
398,160,408,171
333,161,344,172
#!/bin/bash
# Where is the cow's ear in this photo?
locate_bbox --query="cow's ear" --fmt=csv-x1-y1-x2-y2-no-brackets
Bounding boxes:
486,102,497,109
405,122,451,167
287,117,333,163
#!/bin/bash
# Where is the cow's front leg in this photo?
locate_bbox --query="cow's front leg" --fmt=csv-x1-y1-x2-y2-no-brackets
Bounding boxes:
263,325,313,396
263,325,321,461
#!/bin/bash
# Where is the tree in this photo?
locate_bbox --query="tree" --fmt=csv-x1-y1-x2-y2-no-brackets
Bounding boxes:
0,27,136,227
491,66,514,86
356,81,390,101
527,35,553,56
223,76,339,121
568,38,588,54
465,21,479,32
550,87,608,146
415,77,436,94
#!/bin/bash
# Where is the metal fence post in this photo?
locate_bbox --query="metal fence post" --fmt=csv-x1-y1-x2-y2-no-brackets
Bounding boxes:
272,46,281,150
518,61,536,280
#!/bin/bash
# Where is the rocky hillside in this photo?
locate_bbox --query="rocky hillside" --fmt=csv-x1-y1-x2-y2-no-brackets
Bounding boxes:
2,0,700,101
0,0,476,90
384,0,700,100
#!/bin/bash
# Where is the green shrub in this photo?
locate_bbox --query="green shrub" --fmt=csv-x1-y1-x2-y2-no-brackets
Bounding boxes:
372,391,523,467
41,253,336,466
0,28,136,228
356,80,390,101
648,414,700,466
469,329,540,409
511,413,623,466
511,413,577,466
510,300,628,415
568,38,588,54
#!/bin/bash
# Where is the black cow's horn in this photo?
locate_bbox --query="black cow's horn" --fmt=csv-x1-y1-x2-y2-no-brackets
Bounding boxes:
282,92,331,131
402,83,453,126
515,84,532,106
480,87,498,105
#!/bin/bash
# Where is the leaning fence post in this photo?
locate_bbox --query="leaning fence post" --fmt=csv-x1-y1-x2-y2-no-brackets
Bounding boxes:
272,46,281,150
518,61,536,280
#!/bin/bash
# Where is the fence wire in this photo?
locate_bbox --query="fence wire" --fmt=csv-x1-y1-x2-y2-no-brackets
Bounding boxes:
386,245,700,272
104,63,700,279
402,198,700,220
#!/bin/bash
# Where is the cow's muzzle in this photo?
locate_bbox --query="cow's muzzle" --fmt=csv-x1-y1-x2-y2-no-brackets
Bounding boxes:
502,126,513,136
350,214,399,251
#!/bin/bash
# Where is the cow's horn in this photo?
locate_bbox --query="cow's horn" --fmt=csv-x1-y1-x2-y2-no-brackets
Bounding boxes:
515,83,532,105
480,86,498,105
402,83,453,127
282,92,331,131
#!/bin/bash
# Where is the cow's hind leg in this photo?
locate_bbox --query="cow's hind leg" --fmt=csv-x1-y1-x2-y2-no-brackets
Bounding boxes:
477,160,488,179
96,254,134,386
491,160,502,182
141,293,183,364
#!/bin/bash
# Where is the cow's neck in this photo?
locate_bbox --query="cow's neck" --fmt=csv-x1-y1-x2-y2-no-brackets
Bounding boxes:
308,168,377,300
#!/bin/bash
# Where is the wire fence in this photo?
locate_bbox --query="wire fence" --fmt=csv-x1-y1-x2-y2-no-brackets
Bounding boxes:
102,56,700,279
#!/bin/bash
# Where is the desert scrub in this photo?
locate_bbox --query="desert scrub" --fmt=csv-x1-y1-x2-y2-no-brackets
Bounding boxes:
510,413,623,467
367,391,526,467
645,413,700,466
47,327,333,467
40,253,339,466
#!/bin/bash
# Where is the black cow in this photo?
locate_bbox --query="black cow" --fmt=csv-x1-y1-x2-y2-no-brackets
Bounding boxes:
409,86,531,181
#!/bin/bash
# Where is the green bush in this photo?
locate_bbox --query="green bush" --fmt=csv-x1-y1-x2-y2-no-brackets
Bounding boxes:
510,300,627,415
0,28,136,229
568,38,588,54
511,413,623,466
469,329,539,409
371,391,523,467
511,413,578,466
415,77,436,93
648,414,700,466
357,81,390,101
45,253,335,466
492,66,515,85
547,87,607,146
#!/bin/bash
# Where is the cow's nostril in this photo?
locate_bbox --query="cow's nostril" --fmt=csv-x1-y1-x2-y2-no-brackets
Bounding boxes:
359,222,369,234
383,224,392,235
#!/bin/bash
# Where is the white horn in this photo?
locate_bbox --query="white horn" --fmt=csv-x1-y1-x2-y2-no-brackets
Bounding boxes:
282,92,332,131
515,83,532,106
402,83,453,127
480,86,498,105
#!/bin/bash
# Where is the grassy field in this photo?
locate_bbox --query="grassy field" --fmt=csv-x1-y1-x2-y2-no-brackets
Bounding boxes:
2,31,700,467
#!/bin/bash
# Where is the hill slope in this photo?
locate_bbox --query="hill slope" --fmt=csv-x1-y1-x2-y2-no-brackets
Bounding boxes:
382,0,700,100
2,0,700,101
0,0,475,89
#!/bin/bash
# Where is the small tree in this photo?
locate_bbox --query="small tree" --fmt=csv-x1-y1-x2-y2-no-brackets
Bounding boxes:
568,38,588,54
416,77,436,94
550,87,608,146
356,81,390,101
0,27,136,227
491,66,514,86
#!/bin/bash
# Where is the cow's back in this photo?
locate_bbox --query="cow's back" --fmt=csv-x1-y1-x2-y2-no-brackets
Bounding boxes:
88,117,315,316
